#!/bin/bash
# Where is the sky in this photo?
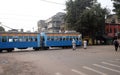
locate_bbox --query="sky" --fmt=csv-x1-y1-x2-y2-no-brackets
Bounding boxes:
0,0,113,32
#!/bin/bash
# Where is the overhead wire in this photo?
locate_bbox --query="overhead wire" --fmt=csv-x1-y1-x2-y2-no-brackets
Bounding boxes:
0,23,14,30
40,0,65,5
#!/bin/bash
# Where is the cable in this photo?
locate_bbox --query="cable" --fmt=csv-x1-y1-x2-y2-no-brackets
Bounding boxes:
0,22,16,30
40,0,65,5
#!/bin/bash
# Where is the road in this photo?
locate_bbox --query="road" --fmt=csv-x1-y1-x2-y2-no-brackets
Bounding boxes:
0,45,120,75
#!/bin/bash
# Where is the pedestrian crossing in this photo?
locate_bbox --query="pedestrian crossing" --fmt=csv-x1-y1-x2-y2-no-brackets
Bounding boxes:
55,59,120,75
71,69,88,75
83,66,107,75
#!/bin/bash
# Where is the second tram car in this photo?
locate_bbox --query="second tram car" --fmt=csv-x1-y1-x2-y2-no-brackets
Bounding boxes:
41,32,82,48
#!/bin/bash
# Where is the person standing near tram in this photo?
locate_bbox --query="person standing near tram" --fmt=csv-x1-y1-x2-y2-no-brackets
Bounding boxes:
83,40,87,49
72,39,76,50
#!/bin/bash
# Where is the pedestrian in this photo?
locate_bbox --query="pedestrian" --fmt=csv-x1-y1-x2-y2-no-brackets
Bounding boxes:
72,39,76,50
113,38,119,51
83,40,87,49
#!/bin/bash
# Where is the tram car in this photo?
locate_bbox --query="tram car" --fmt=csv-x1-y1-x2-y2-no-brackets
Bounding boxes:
0,32,82,52
0,32,40,52
41,32,82,49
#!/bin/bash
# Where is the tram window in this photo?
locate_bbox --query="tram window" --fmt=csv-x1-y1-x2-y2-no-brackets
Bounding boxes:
47,37,50,40
69,36,72,41
60,37,62,40
28,36,33,42
68,37,70,40
32,36,36,42
33,37,37,42
54,36,58,41
30,38,33,41
22,36,26,42
9,39,13,42
63,37,66,41
13,38,19,42
19,36,23,42
76,37,79,40
74,37,76,40
57,37,60,41
23,36,28,42
34,36,37,41
66,38,69,40
70,36,72,41
73,37,76,40
2,36,7,42
51,37,54,41
8,36,13,42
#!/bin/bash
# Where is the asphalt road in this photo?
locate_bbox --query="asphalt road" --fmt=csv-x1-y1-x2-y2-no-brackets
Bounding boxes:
0,45,120,75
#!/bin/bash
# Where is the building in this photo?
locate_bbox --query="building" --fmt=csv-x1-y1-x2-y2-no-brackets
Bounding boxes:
8,29,18,32
105,23,120,38
103,14,120,45
105,14,120,24
45,12,65,33
37,12,65,33
37,20,47,32
105,14,120,38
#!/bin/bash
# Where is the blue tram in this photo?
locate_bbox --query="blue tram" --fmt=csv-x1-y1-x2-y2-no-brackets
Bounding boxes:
41,32,82,48
0,32,82,52
0,32,40,52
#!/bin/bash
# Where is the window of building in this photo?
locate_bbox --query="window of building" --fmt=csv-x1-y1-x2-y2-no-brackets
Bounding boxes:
110,28,112,33
114,28,117,33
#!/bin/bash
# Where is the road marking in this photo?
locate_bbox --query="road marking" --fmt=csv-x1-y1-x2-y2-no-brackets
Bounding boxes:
109,60,120,63
55,72,62,75
116,59,120,61
102,62,120,68
71,69,87,75
93,64,120,73
83,66,107,75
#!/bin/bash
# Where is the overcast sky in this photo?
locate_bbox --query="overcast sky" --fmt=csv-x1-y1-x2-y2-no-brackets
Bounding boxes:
0,0,113,32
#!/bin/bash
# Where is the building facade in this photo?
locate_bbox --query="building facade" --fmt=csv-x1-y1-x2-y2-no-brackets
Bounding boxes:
105,23,120,38
105,14,120,24
105,14,120,38
38,12,65,33
46,12,65,33
37,20,47,32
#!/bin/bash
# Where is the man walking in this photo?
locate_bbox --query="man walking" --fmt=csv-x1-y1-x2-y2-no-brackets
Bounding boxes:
113,38,119,51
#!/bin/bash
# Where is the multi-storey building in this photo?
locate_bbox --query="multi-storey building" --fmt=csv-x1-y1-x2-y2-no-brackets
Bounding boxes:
37,12,65,33
105,14,120,38
105,23,120,38
37,20,47,32
105,14,120,24
45,12,65,33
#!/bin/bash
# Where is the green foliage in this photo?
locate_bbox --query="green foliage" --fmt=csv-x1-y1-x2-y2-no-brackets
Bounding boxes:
112,0,120,18
0,26,5,32
65,0,109,38
65,0,95,30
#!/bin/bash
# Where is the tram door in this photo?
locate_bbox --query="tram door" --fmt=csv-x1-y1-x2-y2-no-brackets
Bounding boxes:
40,36,44,49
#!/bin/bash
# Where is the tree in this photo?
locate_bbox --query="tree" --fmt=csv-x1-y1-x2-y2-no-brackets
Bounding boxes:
65,0,109,44
65,0,95,30
0,26,5,32
112,0,120,18
79,4,109,39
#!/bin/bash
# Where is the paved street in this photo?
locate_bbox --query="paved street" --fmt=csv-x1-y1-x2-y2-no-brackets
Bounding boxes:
0,45,120,75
